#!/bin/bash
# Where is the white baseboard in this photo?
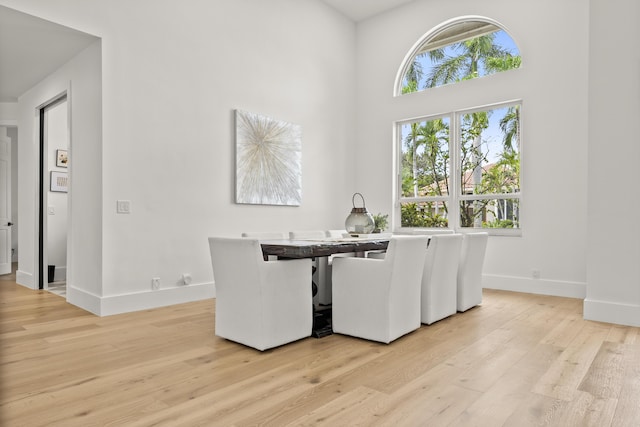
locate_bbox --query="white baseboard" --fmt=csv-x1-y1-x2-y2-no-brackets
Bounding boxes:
67,282,216,316
67,285,102,315
483,274,586,299
583,298,640,327
16,270,34,289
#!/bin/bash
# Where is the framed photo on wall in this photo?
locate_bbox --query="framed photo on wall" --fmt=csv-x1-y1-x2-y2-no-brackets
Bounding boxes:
56,149,68,168
50,171,68,193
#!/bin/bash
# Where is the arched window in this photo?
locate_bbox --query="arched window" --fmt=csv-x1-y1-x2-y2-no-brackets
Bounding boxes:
395,17,522,234
395,17,520,96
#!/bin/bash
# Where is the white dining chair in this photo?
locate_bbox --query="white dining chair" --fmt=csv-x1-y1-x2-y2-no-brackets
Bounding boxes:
331,235,429,343
208,237,312,351
421,234,463,325
289,230,326,240
457,232,488,312
367,229,452,259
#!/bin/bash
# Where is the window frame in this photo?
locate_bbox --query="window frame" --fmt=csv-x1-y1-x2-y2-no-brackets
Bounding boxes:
395,99,523,236
393,15,519,97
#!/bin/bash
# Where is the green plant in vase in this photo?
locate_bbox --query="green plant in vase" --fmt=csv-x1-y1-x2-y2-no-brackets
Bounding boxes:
373,213,389,233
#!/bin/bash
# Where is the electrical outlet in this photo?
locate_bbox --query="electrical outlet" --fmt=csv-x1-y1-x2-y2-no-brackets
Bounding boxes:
181,273,192,285
532,269,540,279
151,277,160,290
117,200,131,214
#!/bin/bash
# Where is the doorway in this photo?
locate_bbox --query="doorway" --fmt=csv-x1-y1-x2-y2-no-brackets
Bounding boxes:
0,126,13,276
39,95,69,296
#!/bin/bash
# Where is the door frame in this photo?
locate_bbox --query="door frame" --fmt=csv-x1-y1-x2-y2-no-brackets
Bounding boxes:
37,93,68,290
0,126,12,275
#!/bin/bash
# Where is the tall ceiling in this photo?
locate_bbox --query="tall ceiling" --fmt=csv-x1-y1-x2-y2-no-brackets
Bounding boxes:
320,0,416,22
0,1,412,103
0,5,97,102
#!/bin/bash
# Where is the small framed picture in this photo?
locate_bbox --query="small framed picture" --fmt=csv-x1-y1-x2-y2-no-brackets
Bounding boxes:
56,149,68,168
50,171,68,193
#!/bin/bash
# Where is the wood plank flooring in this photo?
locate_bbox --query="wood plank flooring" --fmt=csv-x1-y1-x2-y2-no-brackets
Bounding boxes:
1,273,639,426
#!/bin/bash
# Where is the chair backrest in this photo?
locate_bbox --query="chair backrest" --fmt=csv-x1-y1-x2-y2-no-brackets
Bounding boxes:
458,232,488,284
385,236,430,325
241,231,288,240
289,230,326,240
385,236,429,290
424,234,464,287
209,237,264,296
410,229,455,235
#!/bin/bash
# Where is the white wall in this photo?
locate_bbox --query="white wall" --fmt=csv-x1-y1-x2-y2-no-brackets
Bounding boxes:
4,0,358,315
45,99,68,281
585,0,640,326
0,102,17,124
355,0,589,298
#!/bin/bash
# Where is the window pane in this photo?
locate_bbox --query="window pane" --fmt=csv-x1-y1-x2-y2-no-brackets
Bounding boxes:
400,201,449,228
459,105,520,196
460,198,520,228
401,22,520,94
400,117,450,198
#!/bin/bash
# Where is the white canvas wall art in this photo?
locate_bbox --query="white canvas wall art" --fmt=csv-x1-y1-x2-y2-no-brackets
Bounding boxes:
235,110,302,206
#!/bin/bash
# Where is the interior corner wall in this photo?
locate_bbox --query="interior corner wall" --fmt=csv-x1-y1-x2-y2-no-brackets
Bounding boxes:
16,40,103,316
355,0,589,299
585,0,640,327
5,0,357,315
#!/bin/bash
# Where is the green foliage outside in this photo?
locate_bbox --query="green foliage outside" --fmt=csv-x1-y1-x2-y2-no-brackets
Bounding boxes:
483,219,516,228
400,202,448,228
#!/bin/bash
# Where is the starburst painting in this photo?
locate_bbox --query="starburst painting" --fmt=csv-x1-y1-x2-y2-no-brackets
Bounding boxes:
235,110,302,206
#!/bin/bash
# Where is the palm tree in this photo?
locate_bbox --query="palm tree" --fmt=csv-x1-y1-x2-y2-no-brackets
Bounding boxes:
424,33,517,88
402,60,423,94
499,105,520,152
404,122,423,197
420,118,449,198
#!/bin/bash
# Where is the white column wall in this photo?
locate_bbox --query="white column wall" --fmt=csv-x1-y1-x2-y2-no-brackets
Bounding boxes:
354,0,590,299
585,0,640,326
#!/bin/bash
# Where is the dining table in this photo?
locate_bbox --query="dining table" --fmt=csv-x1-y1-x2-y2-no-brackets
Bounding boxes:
260,235,391,337
259,236,390,259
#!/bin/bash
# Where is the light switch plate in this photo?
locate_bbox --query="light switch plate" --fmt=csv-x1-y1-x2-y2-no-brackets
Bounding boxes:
117,200,131,214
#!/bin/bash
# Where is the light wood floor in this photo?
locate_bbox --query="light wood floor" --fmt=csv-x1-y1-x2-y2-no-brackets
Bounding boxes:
1,274,639,426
